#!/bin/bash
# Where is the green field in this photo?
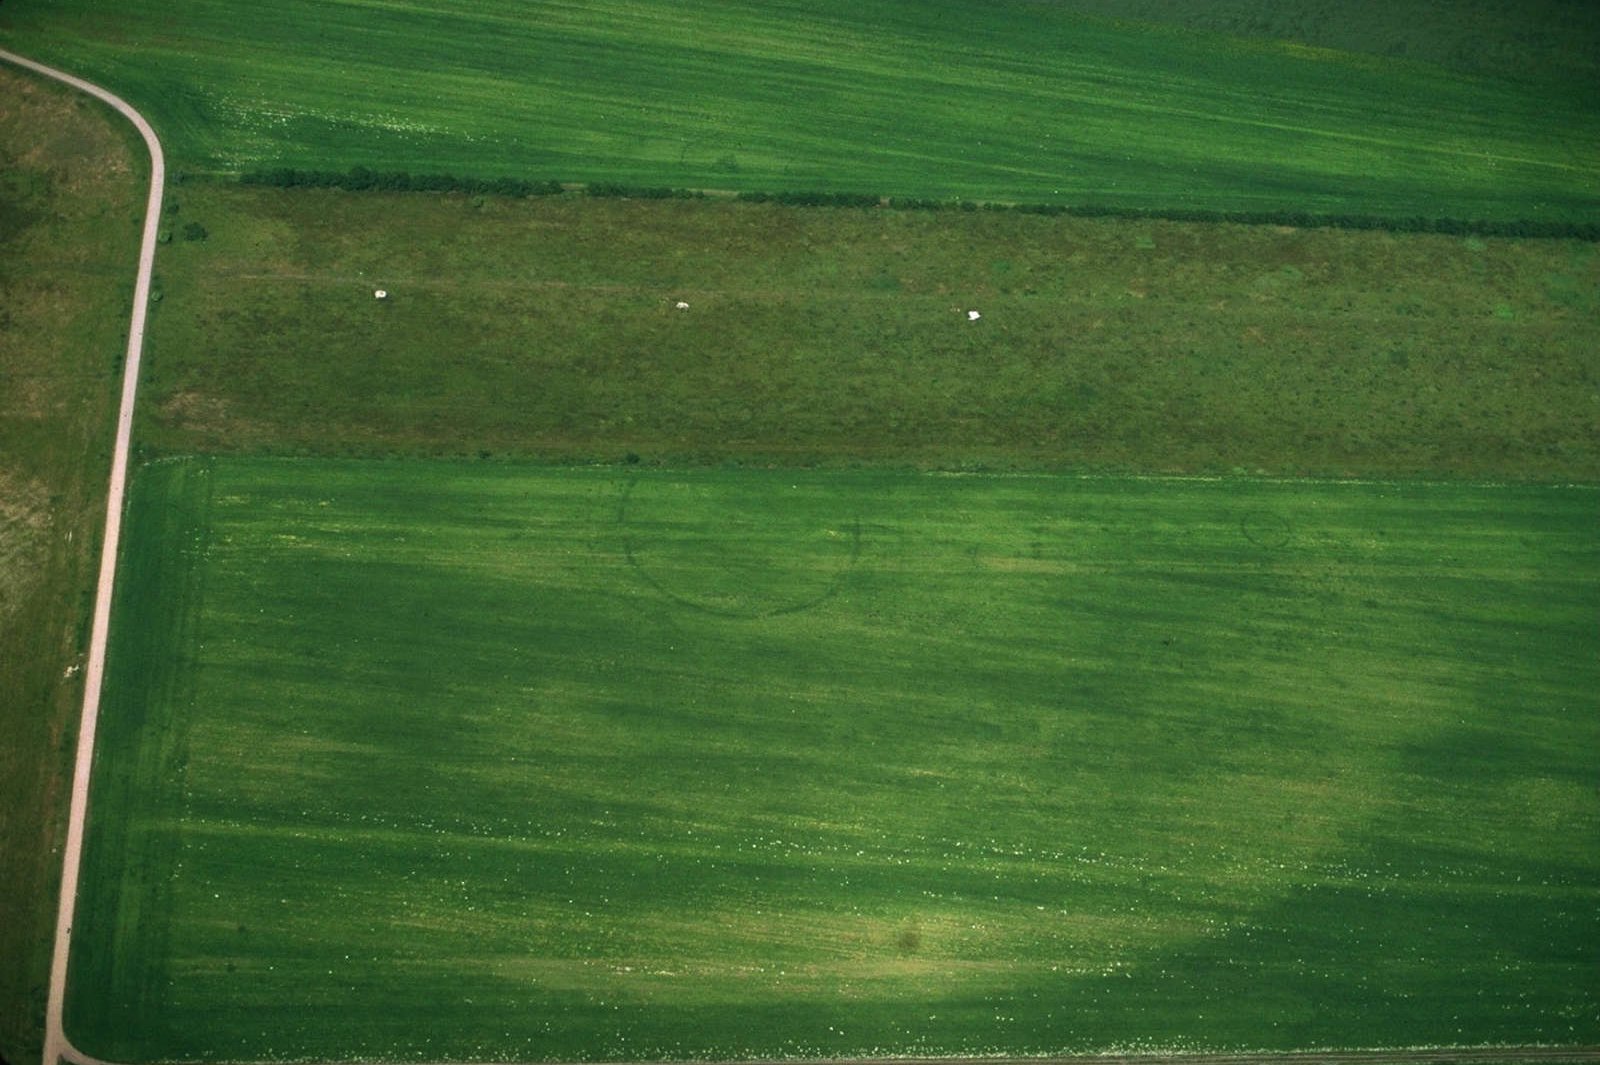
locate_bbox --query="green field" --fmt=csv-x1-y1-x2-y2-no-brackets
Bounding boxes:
2,0,1597,220
10,4,1600,1060
138,184,1600,479
70,455,1600,1061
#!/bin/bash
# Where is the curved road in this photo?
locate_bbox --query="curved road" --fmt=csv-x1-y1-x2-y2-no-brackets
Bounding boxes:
0,47,165,1065
3,45,1597,1065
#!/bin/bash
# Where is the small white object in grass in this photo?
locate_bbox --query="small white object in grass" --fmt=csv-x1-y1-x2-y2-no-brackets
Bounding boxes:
967,309,981,321
374,289,388,300
675,301,690,310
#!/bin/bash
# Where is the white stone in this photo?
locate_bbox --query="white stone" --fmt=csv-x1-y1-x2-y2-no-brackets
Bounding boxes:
675,301,690,310
375,289,388,299
967,309,981,321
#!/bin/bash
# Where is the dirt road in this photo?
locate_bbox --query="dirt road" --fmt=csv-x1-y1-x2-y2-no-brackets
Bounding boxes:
0,46,164,1065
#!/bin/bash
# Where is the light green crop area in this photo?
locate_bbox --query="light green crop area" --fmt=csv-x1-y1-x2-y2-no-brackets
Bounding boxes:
2,0,1596,220
69,457,1599,1061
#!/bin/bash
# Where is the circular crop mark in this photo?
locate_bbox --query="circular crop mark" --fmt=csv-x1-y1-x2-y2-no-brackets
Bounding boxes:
619,476,862,619
1240,509,1291,549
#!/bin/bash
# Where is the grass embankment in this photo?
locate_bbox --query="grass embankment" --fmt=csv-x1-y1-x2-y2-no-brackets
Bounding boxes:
1,0,1595,222
141,185,1600,479
70,457,1600,1060
0,65,144,1065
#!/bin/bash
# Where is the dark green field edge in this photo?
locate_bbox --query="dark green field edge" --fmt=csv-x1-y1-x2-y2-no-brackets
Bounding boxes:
236,168,1600,242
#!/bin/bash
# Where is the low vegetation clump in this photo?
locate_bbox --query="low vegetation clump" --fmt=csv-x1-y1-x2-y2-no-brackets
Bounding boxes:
242,165,570,199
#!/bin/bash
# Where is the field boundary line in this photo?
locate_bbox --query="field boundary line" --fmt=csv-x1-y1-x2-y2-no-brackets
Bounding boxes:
0,47,165,1065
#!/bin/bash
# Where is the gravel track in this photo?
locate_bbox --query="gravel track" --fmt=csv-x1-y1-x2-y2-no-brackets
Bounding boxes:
0,46,165,1065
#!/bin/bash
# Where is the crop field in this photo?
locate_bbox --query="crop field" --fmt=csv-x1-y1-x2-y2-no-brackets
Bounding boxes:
10,2,1600,1060
69,455,1599,1061
139,184,1600,479
2,0,1597,221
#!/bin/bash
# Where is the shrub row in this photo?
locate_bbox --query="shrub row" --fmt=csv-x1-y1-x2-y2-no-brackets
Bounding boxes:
879,196,1598,240
584,182,705,200
1042,204,1600,241
735,190,884,208
237,167,1597,240
240,167,566,197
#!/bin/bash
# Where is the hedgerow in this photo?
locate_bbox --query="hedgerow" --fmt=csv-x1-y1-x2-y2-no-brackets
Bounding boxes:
238,168,1599,240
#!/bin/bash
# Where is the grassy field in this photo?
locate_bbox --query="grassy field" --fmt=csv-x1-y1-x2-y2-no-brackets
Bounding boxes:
2,0,1596,221
138,184,1600,479
0,64,144,1065
68,456,1599,1060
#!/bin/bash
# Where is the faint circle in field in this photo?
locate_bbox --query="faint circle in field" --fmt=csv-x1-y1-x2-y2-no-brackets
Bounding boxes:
1240,509,1291,549
619,477,861,619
